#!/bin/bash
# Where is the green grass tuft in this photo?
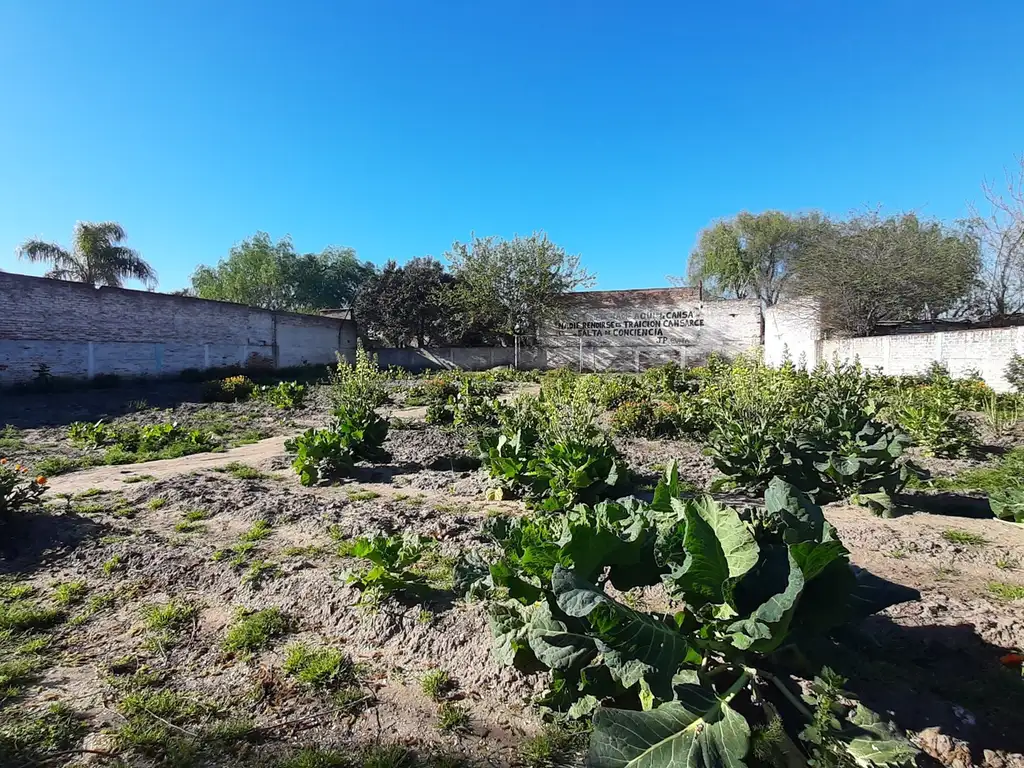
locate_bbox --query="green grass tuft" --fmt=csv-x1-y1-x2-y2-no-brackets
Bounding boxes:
53,580,89,605
346,489,381,501
283,643,358,691
142,600,199,634
519,722,589,768
242,560,280,589
147,497,168,510
240,519,273,542
420,668,451,701
216,462,269,480
102,555,124,576
0,703,86,765
988,581,1024,601
0,601,63,632
436,702,470,733
122,474,156,484
223,607,289,653
942,529,987,546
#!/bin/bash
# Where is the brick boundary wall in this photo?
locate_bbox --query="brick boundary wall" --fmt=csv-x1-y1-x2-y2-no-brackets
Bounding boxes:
0,273,357,385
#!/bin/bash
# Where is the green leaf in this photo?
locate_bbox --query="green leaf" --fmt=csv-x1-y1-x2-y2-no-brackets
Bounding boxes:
663,497,759,608
765,477,825,543
525,600,599,672
553,566,694,700
990,488,1024,523
589,682,751,768
728,549,804,653
843,703,919,767
651,460,680,512
488,600,536,668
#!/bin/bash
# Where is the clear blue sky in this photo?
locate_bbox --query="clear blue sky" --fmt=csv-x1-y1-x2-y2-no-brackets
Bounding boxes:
2,1,1022,292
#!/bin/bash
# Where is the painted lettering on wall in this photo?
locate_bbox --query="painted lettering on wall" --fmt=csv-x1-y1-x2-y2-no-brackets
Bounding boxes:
554,309,705,341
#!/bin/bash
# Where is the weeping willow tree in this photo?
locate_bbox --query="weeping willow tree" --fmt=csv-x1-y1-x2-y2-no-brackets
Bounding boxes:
18,221,157,289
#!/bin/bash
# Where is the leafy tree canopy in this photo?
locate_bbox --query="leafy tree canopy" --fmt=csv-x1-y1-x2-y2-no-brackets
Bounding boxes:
353,257,459,347
190,232,375,312
794,211,981,335
445,232,594,341
18,221,157,289
685,211,825,306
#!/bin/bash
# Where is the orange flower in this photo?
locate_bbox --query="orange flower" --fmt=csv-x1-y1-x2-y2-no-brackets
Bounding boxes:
35,476,47,486
0,457,7,465
1000,653,1023,666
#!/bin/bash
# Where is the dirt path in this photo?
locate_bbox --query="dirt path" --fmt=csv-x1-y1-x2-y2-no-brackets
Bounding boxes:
45,435,292,494
46,404,431,496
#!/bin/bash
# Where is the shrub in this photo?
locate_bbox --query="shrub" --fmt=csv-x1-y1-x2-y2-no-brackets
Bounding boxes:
887,386,979,457
1007,354,1024,393
201,375,255,403
424,379,502,430
0,460,48,519
285,404,390,486
458,470,921,767
330,344,389,408
611,400,683,439
254,381,307,409
404,375,460,407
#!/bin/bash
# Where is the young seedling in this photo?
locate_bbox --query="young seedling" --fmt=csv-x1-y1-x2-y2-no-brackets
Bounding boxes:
147,497,168,510
102,555,125,576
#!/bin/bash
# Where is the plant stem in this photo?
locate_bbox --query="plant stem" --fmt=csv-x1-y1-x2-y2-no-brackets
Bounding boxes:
758,669,815,721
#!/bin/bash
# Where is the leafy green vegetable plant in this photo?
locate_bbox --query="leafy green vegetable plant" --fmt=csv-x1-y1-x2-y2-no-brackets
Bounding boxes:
479,393,628,511
285,403,390,486
459,465,921,767
342,532,435,604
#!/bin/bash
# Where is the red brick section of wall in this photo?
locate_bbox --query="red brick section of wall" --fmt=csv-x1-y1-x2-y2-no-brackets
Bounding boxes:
559,286,702,308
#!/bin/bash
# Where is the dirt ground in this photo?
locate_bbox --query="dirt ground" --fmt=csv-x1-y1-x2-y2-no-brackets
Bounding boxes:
2,383,1024,768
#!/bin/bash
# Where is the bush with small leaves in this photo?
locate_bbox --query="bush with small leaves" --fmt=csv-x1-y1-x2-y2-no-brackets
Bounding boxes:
201,375,255,403
0,459,47,520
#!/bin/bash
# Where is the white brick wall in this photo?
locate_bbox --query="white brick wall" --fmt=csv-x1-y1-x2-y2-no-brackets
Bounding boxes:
768,299,1024,392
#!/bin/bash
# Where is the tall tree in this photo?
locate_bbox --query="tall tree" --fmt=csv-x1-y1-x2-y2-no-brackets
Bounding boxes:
793,211,980,335
965,156,1024,319
683,211,822,305
354,257,458,346
18,221,156,289
445,232,594,342
190,232,374,311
